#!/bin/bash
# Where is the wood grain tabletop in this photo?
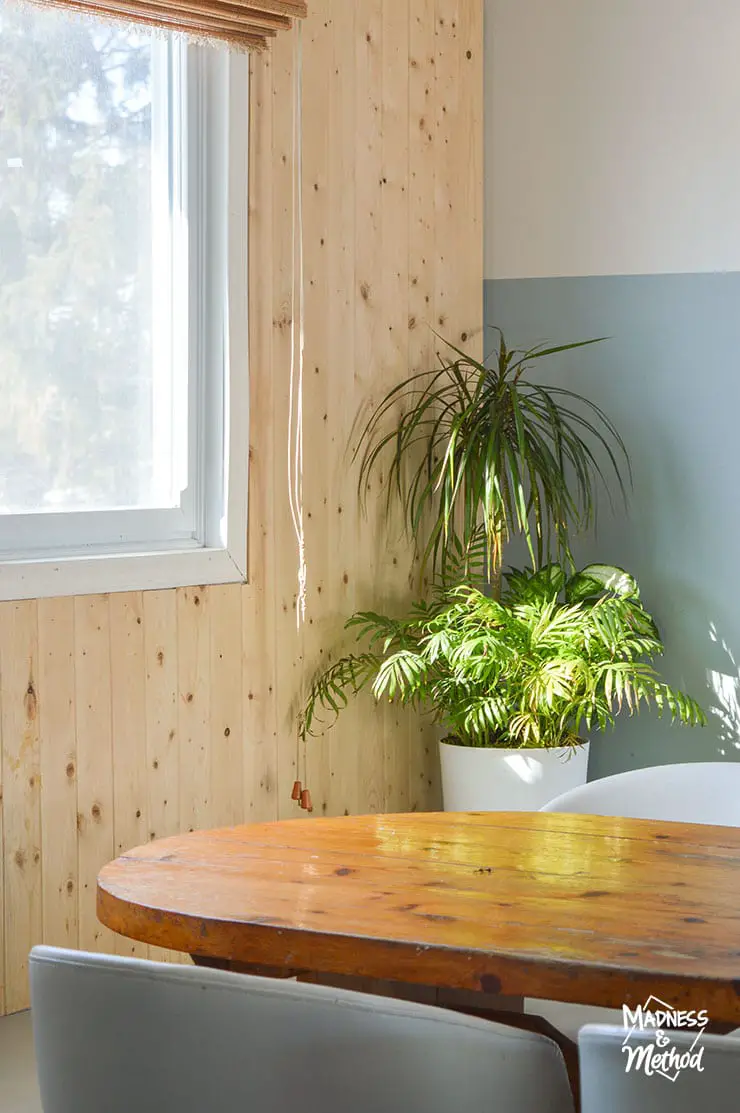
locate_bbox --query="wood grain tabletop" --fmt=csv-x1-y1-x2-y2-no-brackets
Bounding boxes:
97,811,740,1022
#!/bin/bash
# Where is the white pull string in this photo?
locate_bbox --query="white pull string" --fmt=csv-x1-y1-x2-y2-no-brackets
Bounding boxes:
287,20,306,629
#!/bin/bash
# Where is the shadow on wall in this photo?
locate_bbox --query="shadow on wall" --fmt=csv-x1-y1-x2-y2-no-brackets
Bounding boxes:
583,422,740,779
707,623,740,757
577,426,740,779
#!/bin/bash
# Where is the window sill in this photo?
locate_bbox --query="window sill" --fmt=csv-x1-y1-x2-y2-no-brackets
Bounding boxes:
0,546,247,602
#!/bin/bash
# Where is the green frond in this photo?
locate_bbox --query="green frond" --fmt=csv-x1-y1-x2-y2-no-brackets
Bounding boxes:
300,652,383,740
352,330,631,588
298,564,706,749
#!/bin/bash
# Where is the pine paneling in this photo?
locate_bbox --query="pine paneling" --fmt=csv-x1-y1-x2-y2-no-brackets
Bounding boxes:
73,596,116,957
110,592,149,958
0,0,483,1013
354,0,388,817
326,0,360,819
38,598,78,953
0,602,42,1013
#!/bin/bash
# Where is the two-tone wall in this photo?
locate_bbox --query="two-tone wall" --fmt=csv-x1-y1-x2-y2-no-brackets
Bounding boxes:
485,0,740,777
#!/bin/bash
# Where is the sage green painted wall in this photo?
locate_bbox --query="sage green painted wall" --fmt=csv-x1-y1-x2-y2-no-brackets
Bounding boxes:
486,275,740,778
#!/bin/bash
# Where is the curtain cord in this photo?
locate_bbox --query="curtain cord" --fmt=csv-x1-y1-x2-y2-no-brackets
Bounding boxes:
287,19,306,632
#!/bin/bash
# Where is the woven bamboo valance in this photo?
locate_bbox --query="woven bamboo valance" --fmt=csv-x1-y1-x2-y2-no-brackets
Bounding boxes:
32,0,307,50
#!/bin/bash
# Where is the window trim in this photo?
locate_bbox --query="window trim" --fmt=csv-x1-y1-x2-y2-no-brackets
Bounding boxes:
0,44,250,602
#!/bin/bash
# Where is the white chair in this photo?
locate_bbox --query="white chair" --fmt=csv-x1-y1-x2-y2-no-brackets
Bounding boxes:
541,761,740,824
532,762,740,1039
579,1023,740,1112
29,946,575,1113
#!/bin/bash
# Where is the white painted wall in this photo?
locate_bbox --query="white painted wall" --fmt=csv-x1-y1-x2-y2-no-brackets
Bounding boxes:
485,0,740,280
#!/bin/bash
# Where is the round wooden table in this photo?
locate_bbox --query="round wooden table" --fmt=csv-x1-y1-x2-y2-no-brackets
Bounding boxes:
97,809,740,1025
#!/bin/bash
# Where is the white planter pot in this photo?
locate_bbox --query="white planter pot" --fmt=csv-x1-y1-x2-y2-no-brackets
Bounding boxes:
438,740,590,812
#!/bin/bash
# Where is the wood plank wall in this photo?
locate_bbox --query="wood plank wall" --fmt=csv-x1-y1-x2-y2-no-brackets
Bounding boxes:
0,0,483,1015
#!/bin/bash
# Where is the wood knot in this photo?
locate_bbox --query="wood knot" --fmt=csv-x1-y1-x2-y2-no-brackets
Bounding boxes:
91,803,102,821
24,681,38,721
480,974,503,995
66,762,75,779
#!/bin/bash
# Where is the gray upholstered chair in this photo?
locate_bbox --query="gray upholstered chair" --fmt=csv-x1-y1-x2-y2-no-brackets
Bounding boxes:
579,1023,740,1111
29,945,574,1113
541,761,740,824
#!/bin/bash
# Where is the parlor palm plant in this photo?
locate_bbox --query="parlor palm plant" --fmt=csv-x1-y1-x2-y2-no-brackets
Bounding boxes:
300,564,705,748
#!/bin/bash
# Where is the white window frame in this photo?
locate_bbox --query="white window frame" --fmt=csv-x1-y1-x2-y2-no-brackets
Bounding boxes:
0,38,249,601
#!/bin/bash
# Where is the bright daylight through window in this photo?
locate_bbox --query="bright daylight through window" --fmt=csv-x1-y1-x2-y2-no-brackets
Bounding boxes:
0,2,248,599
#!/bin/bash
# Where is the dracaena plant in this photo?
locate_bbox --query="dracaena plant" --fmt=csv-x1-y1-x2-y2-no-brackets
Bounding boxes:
355,331,631,594
299,563,705,748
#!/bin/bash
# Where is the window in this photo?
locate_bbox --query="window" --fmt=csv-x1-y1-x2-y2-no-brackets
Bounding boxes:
0,4,249,599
